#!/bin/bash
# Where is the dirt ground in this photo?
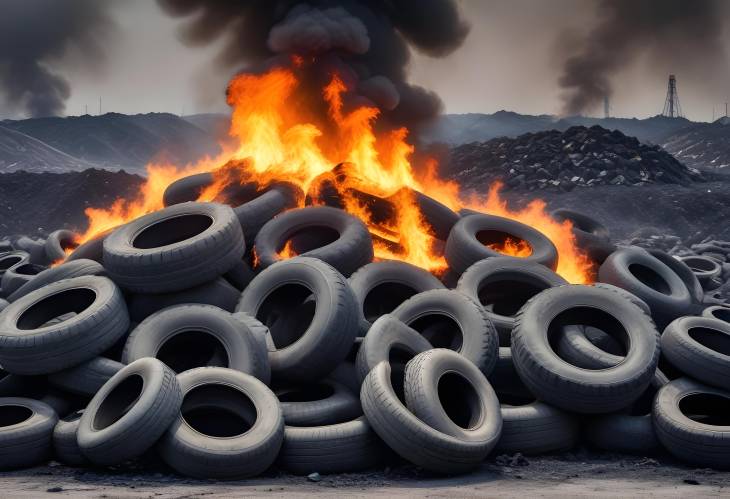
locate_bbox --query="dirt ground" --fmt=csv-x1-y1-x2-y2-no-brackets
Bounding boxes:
1,452,728,498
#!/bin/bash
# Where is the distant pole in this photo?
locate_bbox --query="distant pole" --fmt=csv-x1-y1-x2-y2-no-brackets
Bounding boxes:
604,95,610,119
85,104,88,115
726,102,728,118
99,96,102,116
713,107,715,122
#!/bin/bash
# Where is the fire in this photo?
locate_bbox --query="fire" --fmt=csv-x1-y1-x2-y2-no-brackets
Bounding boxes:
487,237,533,259
70,62,593,283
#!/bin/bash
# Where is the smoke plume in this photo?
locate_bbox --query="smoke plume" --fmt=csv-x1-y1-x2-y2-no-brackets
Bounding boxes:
557,0,728,116
0,0,115,118
158,0,469,131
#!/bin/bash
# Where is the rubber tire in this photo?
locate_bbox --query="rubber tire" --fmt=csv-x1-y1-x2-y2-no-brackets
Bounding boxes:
157,367,284,479
391,289,499,376
253,206,373,277
653,378,730,469
680,255,723,288
234,183,302,243
103,202,245,293
387,188,459,241
496,399,578,455
123,304,271,383
349,260,445,336
49,357,124,397
237,257,359,382
127,277,240,323
0,276,130,375
7,259,105,302
550,208,614,263
647,249,704,304
279,416,385,474
586,413,659,455
53,410,87,466
0,251,30,280
77,358,182,466
0,397,57,470
511,285,660,414
223,260,256,291
703,305,730,324
45,229,78,263
162,172,214,207
457,257,567,342
0,298,7,313
445,214,559,275
65,228,115,263
662,316,730,390
276,379,361,426
0,263,45,297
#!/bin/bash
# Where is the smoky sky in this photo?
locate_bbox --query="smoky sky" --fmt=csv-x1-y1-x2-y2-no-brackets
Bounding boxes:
0,0,115,117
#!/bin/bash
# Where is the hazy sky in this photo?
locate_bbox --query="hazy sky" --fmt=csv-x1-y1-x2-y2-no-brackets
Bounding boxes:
5,0,730,122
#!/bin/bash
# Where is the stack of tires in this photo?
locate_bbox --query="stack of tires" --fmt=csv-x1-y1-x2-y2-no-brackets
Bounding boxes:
0,175,729,478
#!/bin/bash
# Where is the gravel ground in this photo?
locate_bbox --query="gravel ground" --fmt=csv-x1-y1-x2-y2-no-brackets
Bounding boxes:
2,453,728,498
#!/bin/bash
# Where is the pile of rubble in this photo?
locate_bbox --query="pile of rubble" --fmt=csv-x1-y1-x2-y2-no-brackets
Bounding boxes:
449,125,702,192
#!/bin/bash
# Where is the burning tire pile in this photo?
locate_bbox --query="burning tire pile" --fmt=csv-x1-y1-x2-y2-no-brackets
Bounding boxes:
1,175,730,479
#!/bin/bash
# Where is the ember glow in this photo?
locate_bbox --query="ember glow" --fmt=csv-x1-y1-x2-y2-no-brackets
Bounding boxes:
71,62,593,283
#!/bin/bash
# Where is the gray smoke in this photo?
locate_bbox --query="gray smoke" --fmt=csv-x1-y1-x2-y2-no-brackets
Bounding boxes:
158,0,469,131
558,0,728,116
0,0,115,117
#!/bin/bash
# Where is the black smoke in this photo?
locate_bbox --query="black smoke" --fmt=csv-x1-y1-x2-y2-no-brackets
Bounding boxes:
557,0,728,116
0,0,115,118
158,0,469,131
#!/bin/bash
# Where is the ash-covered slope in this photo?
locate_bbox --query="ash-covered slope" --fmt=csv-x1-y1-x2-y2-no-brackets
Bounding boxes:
662,119,730,170
448,125,701,192
0,125,95,173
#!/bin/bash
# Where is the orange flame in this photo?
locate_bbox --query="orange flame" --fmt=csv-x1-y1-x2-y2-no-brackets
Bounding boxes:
70,63,593,283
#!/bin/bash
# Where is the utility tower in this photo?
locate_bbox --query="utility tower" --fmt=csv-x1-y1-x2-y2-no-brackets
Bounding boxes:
661,74,683,118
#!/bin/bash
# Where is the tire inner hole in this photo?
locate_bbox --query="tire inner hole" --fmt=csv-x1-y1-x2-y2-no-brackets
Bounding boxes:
133,214,213,249
0,255,23,270
277,383,334,403
257,284,316,349
363,282,419,323
497,393,536,406
93,374,144,430
13,263,44,276
679,393,730,426
438,372,482,429
0,405,33,427
17,288,95,330
683,257,718,272
286,226,340,255
628,263,671,295
709,308,730,323
182,384,256,437
476,230,532,257
409,313,463,352
156,330,230,373
688,327,730,356
389,345,416,403
477,278,548,316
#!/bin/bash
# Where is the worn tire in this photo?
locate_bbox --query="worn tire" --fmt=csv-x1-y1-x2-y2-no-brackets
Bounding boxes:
0,397,57,469
550,208,614,263
647,249,704,304
45,229,78,263
703,305,730,324
53,410,86,466
233,183,302,243
77,358,182,466
103,202,244,293
49,357,124,397
65,228,115,263
162,172,214,206
276,379,361,426
495,397,578,455
387,188,459,241
0,251,30,281
586,413,659,455
157,367,284,479
7,259,105,302
0,276,130,375
0,263,45,297
679,255,723,288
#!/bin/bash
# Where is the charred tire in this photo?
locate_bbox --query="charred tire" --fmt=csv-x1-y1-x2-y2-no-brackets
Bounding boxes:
445,214,559,275
127,277,240,323
237,257,359,382
157,367,284,479
0,263,45,297
65,228,115,263
123,304,271,383
349,260,444,336
0,251,30,279
77,358,182,466
391,289,499,376
53,410,86,466
550,209,614,263
653,378,730,469
44,229,78,263
276,379,361,426
496,398,578,455
103,202,245,293
661,316,730,390
585,413,659,455
279,416,384,474
679,255,723,287
703,305,730,324
457,257,567,342
8,259,105,302
647,249,704,304
0,398,57,470
511,285,660,414
387,188,459,241
162,172,214,206
49,357,124,397
234,183,302,243
0,276,130,375
598,247,692,327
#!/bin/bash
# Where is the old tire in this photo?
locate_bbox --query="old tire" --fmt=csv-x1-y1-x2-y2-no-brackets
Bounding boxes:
0,263,45,297
53,410,86,466
45,229,78,263
233,183,302,243
550,208,614,263
7,259,105,302
49,357,124,397
0,251,30,280
647,249,704,304
276,379,361,426
679,255,723,288
703,305,730,324
586,413,659,455
495,397,578,455
0,397,57,469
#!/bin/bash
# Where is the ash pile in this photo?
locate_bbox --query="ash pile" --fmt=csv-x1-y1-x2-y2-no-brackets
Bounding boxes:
1,176,730,479
449,125,702,192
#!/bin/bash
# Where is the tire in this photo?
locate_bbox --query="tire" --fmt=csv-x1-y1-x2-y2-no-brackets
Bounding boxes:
495,397,578,455
387,188,459,241
162,172,214,206
77,358,182,466
361,360,490,474
661,316,730,389
349,260,444,336
65,228,115,263
236,257,359,382
53,410,86,466
598,247,692,327
586,413,659,455
456,257,567,342
0,263,45,297
127,277,240,323
0,298,7,313
0,276,130,375
15,238,49,266
647,249,704,304
276,379,361,426
679,255,723,288
123,304,271,384
234,183,302,243
49,357,124,397
279,416,385,474
703,305,730,324
253,206,373,277
0,251,30,280
157,366,284,479
103,202,245,293
445,214,559,275
592,282,652,315
653,378,730,468
550,208,614,263
44,229,78,263
355,314,432,395
511,285,660,413
0,397,57,469
8,259,106,302
391,289,499,376
224,260,256,291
